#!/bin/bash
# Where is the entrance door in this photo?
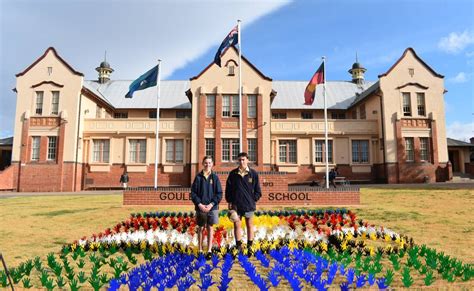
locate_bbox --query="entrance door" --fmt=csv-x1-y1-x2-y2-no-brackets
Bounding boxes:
448,150,460,172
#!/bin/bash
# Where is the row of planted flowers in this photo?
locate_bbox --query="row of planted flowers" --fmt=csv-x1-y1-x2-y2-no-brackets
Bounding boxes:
68,209,409,255
1,209,472,290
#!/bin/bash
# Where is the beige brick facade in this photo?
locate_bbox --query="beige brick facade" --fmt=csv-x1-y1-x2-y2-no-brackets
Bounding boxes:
8,47,451,191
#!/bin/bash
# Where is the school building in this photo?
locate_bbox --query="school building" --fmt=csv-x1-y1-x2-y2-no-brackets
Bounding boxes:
4,46,453,192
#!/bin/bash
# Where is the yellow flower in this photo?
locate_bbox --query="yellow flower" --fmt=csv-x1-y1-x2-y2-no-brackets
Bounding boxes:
384,234,391,242
341,240,348,251
369,233,377,241
288,240,298,250
140,240,147,251
320,242,328,252
369,246,375,257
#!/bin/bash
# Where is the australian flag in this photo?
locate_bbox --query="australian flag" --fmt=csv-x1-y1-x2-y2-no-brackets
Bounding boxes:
214,25,239,67
125,65,159,98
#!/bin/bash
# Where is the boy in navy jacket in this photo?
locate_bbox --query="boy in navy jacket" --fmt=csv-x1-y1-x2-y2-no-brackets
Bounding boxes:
225,152,262,253
191,156,223,255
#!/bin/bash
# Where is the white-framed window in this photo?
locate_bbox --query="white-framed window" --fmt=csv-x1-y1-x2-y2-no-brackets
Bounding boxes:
206,95,215,118
272,112,287,119
352,140,369,163
420,137,430,162
129,139,146,163
228,65,235,76
405,138,414,162
417,93,426,116
92,139,110,163
222,95,231,117
47,136,57,160
331,112,346,119
301,112,313,119
248,95,257,118
205,139,215,159
114,112,128,119
248,138,257,162
279,140,297,163
222,95,239,117
166,139,184,163
51,91,60,115
35,91,44,115
31,136,40,161
222,139,239,162
149,111,157,119
402,92,411,116
176,110,191,119
231,95,239,117
314,140,333,163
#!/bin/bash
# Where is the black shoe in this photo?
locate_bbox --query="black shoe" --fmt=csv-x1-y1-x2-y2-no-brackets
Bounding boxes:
205,252,212,260
247,248,254,257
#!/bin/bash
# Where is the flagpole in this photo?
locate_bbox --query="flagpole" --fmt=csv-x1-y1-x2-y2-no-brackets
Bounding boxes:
323,56,329,189
154,60,161,189
238,19,243,150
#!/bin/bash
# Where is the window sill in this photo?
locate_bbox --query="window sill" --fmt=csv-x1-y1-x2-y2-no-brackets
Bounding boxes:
90,164,110,172
126,164,147,172
276,164,299,173
163,164,184,173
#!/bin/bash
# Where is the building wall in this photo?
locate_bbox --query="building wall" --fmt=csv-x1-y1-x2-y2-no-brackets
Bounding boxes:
189,48,273,181
10,47,452,191
379,49,448,182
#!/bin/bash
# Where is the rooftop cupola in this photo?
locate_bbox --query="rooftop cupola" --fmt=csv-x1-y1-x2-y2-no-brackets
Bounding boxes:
95,51,114,83
348,53,366,85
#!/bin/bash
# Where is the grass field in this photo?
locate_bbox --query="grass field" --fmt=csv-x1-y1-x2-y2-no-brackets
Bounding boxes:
0,187,473,289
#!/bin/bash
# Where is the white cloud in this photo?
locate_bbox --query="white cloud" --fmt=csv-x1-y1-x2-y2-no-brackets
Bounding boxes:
446,121,474,141
0,0,292,138
448,72,469,83
438,30,474,54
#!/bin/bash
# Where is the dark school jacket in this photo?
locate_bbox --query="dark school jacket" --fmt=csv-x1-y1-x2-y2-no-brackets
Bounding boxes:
225,167,262,213
191,171,223,211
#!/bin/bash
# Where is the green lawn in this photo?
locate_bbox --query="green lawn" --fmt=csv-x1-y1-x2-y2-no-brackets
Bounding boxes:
0,187,472,289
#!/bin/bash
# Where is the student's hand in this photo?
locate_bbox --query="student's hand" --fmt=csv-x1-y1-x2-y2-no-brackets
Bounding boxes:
205,204,213,212
198,203,207,212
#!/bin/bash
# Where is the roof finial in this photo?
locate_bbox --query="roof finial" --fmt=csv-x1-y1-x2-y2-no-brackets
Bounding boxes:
104,50,107,62
356,52,358,63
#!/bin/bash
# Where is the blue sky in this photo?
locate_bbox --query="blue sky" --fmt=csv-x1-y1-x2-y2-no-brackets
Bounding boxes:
1,0,473,140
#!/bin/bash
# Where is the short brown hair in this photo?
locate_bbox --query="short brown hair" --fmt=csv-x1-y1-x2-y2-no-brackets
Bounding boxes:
237,152,248,159
202,155,213,163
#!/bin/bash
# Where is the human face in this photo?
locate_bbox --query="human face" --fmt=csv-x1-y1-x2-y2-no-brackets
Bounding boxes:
202,158,213,172
237,156,248,169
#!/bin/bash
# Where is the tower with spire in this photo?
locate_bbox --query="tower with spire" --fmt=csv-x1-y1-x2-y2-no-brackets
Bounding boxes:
96,51,114,84
348,53,366,85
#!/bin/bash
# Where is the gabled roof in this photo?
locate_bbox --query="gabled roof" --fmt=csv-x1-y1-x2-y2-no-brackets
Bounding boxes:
447,138,474,147
16,47,84,77
190,46,272,81
378,47,444,78
349,81,380,108
0,137,13,146
83,80,191,109
271,81,376,110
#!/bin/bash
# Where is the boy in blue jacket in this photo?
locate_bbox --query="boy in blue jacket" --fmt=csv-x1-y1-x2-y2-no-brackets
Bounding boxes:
191,156,223,255
225,152,262,253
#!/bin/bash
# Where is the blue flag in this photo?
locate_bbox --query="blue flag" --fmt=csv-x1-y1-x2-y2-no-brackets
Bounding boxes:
214,25,238,67
125,65,158,98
